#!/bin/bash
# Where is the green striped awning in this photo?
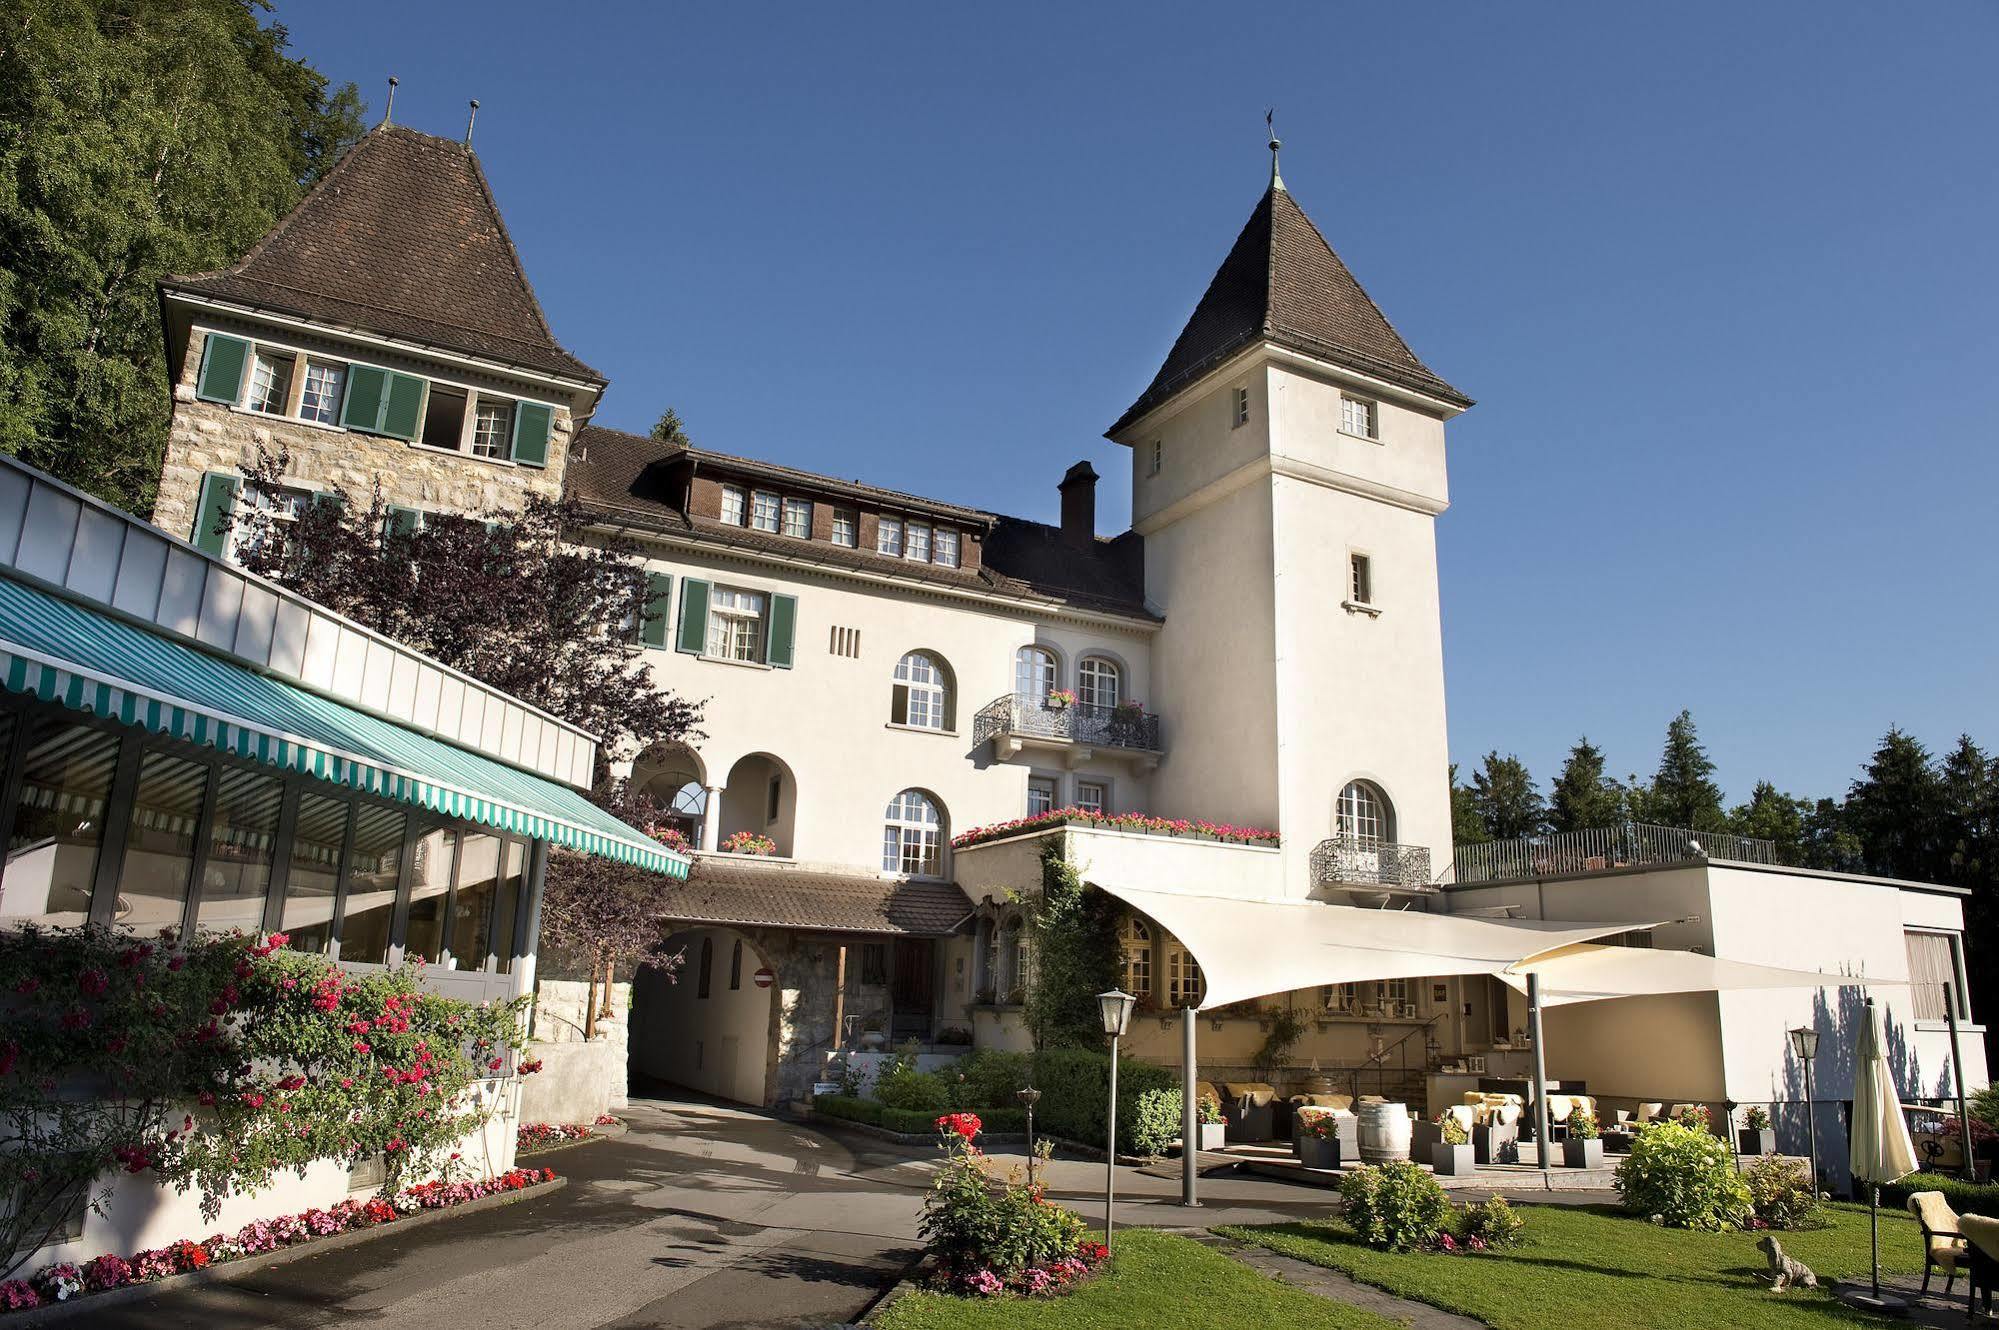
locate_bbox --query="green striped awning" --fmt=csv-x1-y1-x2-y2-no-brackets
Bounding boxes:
0,576,689,878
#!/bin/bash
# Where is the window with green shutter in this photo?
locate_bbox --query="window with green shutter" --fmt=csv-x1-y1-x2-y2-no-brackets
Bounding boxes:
765,594,797,669
380,373,425,440
384,505,422,540
641,572,673,648
676,579,710,655
190,472,241,557
511,402,553,468
195,334,250,405
342,365,389,431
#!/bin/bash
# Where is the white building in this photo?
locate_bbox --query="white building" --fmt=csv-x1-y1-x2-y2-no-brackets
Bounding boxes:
149,122,1983,1160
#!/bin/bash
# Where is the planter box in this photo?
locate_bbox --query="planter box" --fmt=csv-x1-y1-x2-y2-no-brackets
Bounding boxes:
1297,1135,1341,1171
1563,1136,1605,1168
1600,1129,1635,1155
1473,1122,1518,1165
1198,1123,1227,1152
1409,1119,1443,1156
1737,1128,1776,1156
1431,1142,1476,1176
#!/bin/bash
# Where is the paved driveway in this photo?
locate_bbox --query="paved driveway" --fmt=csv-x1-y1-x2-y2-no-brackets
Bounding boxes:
91,1097,937,1330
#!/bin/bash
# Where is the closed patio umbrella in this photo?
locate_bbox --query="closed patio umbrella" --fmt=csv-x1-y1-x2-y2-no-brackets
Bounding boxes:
1844,996,1918,1311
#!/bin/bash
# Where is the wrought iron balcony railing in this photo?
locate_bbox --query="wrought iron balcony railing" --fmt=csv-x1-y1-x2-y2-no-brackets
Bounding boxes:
1310,834,1434,890
1450,821,1777,886
972,692,1163,753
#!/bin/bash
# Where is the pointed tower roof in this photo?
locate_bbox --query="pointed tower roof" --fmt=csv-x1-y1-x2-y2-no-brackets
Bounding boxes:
1108,181,1469,436
164,125,601,382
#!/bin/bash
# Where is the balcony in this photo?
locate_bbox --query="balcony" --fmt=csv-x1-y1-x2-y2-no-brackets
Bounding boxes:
971,693,1163,769
1310,833,1435,901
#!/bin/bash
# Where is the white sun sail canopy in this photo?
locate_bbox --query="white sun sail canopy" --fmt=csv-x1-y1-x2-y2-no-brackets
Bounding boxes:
1097,884,1657,1011
1502,943,1877,1005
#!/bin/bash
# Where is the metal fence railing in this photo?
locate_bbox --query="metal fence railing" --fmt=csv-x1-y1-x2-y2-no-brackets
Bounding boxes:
971,692,1162,753
1310,834,1435,890
1451,821,1777,886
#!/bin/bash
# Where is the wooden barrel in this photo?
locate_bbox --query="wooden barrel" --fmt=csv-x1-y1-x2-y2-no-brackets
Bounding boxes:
1358,1101,1412,1162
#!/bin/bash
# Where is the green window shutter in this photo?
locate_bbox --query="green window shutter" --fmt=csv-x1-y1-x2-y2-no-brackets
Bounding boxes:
641,572,672,648
342,364,389,431
890,684,909,726
385,505,422,540
311,490,346,518
195,334,250,404
380,373,425,441
190,472,240,556
676,579,710,655
511,402,553,468
765,594,797,669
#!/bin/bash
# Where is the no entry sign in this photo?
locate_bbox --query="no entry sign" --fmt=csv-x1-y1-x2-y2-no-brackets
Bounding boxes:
753,967,775,989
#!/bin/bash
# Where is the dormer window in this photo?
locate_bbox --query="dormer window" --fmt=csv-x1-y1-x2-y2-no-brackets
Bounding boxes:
1232,386,1249,428
298,361,345,425
751,490,780,533
877,517,903,557
246,351,293,415
906,521,931,562
720,485,747,526
782,497,812,539
471,397,514,459
934,528,960,568
831,509,858,547
1341,394,1378,440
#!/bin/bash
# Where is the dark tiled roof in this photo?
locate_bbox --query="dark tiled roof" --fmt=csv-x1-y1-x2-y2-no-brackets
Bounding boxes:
671,859,973,936
565,427,1156,621
162,125,601,382
1109,184,1470,435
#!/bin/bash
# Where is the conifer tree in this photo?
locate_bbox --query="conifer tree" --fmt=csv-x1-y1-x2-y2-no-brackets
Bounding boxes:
1548,738,1625,833
1646,710,1728,831
1846,727,1945,883
1469,752,1546,840
1449,763,1489,846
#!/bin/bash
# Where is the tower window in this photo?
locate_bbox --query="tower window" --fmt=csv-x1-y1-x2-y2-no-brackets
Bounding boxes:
1349,553,1373,606
1149,440,1162,476
1341,395,1378,440
1232,386,1249,428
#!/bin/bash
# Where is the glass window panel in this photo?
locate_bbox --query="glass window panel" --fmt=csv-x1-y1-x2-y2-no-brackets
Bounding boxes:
337,803,405,964
831,509,857,547
402,823,456,963
446,833,501,971
934,529,960,568
298,361,345,424
1078,658,1121,709
1015,647,1056,698
492,840,525,975
246,352,293,414
781,497,811,538
115,749,208,934
751,491,780,532
282,793,349,954
720,486,746,525
2,714,117,929
877,518,902,557
906,522,931,562
195,766,282,934
1027,777,1055,817
472,397,514,458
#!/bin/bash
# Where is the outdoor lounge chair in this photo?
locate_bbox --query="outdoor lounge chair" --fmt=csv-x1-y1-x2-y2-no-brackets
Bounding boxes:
1959,1213,1999,1322
1907,1191,1969,1296
1221,1082,1279,1142
1614,1102,1665,1130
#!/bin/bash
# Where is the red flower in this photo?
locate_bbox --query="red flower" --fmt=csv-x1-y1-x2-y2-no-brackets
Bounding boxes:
78,968,109,996
935,1112,982,1142
241,1092,266,1109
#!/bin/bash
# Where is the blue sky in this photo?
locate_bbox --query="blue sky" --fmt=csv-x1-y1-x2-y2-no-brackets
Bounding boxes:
280,1,1998,805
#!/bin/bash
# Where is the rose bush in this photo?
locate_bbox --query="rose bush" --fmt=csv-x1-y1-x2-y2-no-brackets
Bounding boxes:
917,1114,1104,1297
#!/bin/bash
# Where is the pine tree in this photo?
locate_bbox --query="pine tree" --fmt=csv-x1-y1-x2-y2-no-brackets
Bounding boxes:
1648,710,1727,831
1846,727,1945,882
1939,735,1995,889
1727,781,1811,863
1798,798,1863,872
1449,763,1489,846
1547,738,1626,833
1469,752,1546,841
650,407,692,448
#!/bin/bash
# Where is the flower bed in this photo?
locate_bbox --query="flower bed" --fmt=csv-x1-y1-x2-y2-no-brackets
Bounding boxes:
951,808,1279,850
719,831,778,856
0,1167,556,1313
919,1115,1107,1298
516,1122,594,1151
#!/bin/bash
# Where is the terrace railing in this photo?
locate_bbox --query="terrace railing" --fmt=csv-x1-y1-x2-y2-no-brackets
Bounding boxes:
1310,834,1434,890
1451,821,1777,886
972,692,1162,753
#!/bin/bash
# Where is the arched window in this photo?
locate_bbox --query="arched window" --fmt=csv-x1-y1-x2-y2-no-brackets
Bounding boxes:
729,939,743,990
975,916,998,1002
882,789,943,875
697,937,713,999
1121,916,1153,1001
892,651,951,730
1167,943,1204,1008
1078,657,1122,709
1336,780,1393,846
652,778,706,844
1014,646,1058,700
999,915,1028,1002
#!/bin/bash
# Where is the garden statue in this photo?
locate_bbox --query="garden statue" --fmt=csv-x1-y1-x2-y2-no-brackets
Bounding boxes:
1756,1235,1818,1291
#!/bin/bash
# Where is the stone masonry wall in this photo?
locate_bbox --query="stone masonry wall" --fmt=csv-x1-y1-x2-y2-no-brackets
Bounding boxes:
155,322,580,540
531,976,633,1110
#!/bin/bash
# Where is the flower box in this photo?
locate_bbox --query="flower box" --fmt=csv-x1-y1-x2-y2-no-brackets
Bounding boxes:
1473,1122,1517,1164
1198,1123,1227,1152
1431,1142,1476,1176
1562,1137,1605,1168
1737,1128,1776,1156
1297,1135,1340,1170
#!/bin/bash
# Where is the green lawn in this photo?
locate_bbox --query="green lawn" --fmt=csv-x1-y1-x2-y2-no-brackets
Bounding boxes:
872,1228,1399,1330
1219,1202,1924,1330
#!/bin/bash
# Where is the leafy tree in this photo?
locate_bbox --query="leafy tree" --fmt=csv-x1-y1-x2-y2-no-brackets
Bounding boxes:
1548,737,1626,834
1469,752,1545,840
229,445,701,767
1846,727,1945,883
1727,781,1811,863
1449,763,1489,846
1797,797,1864,873
650,407,692,448
1645,710,1727,831
0,0,361,511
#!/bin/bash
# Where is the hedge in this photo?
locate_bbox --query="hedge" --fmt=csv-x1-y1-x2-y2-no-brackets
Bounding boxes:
1884,1174,1999,1216
813,1095,1027,1138
1027,1048,1181,1157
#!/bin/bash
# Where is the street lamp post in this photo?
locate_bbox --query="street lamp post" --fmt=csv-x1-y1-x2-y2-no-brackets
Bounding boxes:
1017,1086,1042,1188
1097,989,1136,1252
1789,1026,1821,1190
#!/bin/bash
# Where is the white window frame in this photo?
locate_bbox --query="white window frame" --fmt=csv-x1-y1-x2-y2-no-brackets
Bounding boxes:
1149,440,1162,476
230,483,313,563
1350,552,1373,606
892,651,949,730
831,509,858,547
1015,646,1058,699
906,521,931,563
1121,916,1152,1000
245,350,294,416
297,359,346,426
471,395,514,459
750,490,781,533
1337,780,1391,846
1076,779,1108,815
1341,394,1378,440
877,517,903,557
883,789,942,876
781,496,812,539
1168,946,1204,1007
705,586,766,662
1232,385,1249,428
719,485,747,526
1078,657,1121,709
1026,775,1057,817
933,527,960,568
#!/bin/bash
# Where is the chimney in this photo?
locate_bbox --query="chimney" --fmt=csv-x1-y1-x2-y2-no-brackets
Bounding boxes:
1058,461,1098,550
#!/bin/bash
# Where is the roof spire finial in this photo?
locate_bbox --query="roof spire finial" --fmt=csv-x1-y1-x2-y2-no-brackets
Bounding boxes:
382,76,398,127
465,99,479,148
1265,107,1284,192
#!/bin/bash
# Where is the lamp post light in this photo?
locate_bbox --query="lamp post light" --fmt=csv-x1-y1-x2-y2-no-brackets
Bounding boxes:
1789,1026,1821,1189
1097,989,1136,1251
1017,1086,1042,1187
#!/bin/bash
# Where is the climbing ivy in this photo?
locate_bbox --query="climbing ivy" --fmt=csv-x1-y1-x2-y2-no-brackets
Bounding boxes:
1024,840,1121,1050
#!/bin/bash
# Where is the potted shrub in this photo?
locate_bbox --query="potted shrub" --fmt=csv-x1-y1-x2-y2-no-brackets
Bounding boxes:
1197,1097,1227,1153
1563,1108,1604,1168
1431,1113,1475,1177
1297,1113,1342,1170
720,830,778,856
1044,688,1076,710
1737,1105,1775,1156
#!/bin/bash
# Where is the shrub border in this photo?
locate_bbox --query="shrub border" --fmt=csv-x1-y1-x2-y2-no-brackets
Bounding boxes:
806,1099,1157,1165
4,1176,565,1325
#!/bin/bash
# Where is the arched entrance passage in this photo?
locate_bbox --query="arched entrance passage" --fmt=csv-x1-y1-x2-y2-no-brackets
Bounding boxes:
629,926,773,1106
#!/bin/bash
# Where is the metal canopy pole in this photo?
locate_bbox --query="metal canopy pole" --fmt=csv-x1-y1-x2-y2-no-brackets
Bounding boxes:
1528,971,1551,1180
1105,1033,1120,1250
1946,981,1975,1182
1182,1005,1200,1207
